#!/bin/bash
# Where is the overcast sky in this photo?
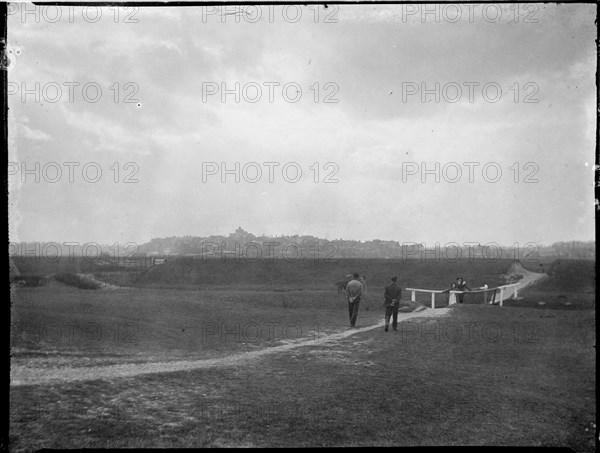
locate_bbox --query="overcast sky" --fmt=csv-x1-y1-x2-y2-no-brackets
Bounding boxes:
7,3,597,246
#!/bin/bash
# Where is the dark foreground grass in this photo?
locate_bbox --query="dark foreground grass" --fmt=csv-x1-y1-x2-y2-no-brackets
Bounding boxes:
10,304,595,450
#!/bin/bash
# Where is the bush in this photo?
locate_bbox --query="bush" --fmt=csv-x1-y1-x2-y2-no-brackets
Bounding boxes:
54,273,101,290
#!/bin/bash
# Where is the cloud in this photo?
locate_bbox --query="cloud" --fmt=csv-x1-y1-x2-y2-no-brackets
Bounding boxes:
7,4,596,244
21,123,52,141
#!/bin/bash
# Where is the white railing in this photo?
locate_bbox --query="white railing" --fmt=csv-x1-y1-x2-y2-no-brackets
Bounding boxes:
406,283,518,308
494,283,519,306
405,288,445,309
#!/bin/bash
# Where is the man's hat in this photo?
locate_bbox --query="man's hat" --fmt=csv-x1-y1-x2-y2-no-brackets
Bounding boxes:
391,276,398,282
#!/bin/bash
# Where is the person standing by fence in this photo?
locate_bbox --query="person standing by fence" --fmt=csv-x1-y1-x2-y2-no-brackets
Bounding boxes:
442,282,458,305
345,273,364,327
456,277,471,303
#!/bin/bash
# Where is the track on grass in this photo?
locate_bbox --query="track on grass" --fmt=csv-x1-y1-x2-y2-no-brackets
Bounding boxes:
10,307,450,387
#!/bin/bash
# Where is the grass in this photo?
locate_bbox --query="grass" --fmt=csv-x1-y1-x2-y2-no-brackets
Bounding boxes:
505,259,595,310
9,259,596,450
10,305,595,449
11,282,383,367
13,257,520,290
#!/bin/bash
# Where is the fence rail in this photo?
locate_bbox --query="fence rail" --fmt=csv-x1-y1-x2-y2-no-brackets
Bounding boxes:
405,284,519,309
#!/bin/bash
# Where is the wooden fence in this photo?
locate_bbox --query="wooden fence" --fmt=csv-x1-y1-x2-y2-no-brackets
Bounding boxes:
405,284,519,309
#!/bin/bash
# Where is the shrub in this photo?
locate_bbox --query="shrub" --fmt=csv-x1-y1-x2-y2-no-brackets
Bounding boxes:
54,273,101,290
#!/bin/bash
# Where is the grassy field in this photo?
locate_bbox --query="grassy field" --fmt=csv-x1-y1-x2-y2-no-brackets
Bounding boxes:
13,256,519,290
11,283,382,367
9,259,596,450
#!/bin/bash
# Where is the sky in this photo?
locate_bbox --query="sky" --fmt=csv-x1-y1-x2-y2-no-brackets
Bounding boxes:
7,3,597,247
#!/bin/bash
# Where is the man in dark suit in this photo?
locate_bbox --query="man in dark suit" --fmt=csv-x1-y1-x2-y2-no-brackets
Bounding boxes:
383,276,402,332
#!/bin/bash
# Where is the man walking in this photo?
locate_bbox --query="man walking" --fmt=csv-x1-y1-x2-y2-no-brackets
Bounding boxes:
345,273,364,327
383,276,402,331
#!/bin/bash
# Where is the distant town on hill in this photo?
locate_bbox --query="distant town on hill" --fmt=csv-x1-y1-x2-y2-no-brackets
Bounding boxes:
135,228,595,260
10,227,596,261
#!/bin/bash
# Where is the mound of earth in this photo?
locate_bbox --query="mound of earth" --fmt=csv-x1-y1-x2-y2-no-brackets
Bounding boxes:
131,257,519,289
397,300,427,313
78,273,121,290
503,261,547,288
544,259,595,292
505,259,594,309
504,261,528,284
53,273,120,290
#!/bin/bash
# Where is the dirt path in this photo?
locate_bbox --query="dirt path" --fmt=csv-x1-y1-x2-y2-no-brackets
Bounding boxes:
503,263,548,300
515,268,547,290
10,308,450,387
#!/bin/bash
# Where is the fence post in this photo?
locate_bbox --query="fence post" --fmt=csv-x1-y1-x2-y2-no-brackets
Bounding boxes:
513,285,518,299
431,292,435,309
499,287,504,306
411,290,416,302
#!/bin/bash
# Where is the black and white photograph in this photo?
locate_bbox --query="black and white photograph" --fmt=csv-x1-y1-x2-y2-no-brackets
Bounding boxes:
6,1,597,449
